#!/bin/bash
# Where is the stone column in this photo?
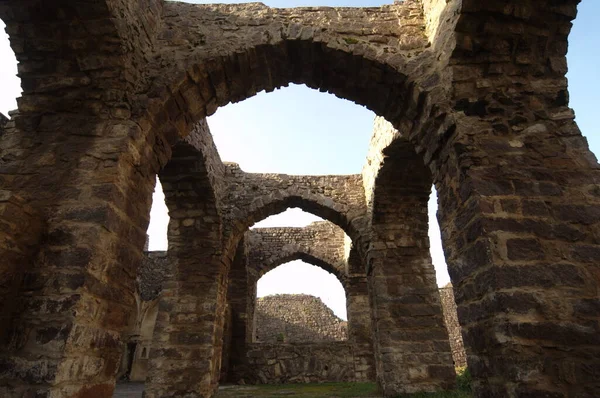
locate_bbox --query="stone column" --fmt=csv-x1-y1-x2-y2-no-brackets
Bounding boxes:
0,115,158,397
221,239,252,382
144,142,227,398
0,1,164,395
436,1,600,396
368,141,455,396
346,275,376,382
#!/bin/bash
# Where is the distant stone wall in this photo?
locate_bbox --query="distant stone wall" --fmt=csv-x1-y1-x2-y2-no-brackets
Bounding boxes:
243,342,360,384
255,294,347,343
439,285,467,368
137,251,170,301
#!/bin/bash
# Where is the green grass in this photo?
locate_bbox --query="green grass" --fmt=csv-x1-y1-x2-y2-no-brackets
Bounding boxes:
395,391,471,398
217,382,379,397
217,368,472,398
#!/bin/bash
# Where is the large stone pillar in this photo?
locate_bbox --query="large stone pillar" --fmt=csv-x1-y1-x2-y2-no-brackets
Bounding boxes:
221,239,252,383
434,1,600,396
346,274,376,382
0,193,43,344
0,1,164,395
144,141,226,398
368,140,455,396
0,114,159,397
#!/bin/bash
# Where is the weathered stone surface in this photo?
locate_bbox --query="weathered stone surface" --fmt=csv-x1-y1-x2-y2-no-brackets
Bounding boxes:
137,252,169,302
439,285,467,368
255,294,348,343
0,0,598,397
246,222,348,283
242,342,361,384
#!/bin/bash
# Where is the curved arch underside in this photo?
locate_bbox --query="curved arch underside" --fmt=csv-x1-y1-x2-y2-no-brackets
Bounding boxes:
258,251,345,283
146,1,444,150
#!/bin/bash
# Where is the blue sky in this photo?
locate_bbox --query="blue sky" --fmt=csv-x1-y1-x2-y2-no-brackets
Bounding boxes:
0,1,598,319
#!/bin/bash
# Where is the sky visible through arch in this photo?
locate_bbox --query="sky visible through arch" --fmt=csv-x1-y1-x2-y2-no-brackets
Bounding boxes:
1,1,599,320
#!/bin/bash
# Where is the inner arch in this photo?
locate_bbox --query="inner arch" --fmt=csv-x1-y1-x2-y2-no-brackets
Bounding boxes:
257,261,347,320
148,20,429,146
209,84,374,175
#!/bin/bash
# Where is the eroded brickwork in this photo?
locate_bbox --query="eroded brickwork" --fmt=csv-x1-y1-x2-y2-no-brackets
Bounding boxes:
0,0,598,397
255,295,347,343
0,192,43,345
243,342,361,384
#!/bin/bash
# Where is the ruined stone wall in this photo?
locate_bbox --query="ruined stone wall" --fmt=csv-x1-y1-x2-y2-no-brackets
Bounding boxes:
243,342,362,384
255,294,347,343
439,285,467,369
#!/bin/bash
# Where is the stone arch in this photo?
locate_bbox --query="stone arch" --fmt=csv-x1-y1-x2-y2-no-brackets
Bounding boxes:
258,249,347,287
136,4,440,394
252,259,349,344
221,168,369,270
236,194,362,245
224,192,368,285
144,120,227,397
142,1,439,149
366,131,455,395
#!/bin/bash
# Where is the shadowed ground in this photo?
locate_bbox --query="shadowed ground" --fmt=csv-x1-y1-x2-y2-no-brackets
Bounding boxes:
112,382,473,397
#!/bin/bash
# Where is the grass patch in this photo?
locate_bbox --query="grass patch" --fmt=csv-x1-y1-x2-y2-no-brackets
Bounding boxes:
217,368,472,397
343,37,359,45
217,382,379,397
395,391,471,398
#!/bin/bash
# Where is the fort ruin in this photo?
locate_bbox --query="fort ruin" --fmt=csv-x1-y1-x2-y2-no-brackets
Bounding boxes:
0,0,599,397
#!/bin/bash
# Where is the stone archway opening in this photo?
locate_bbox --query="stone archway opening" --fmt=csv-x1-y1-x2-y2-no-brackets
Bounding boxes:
251,208,324,229
256,262,348,342
208,83,374,175
219,214,376,385
145,177,169,251
256,261,348,325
